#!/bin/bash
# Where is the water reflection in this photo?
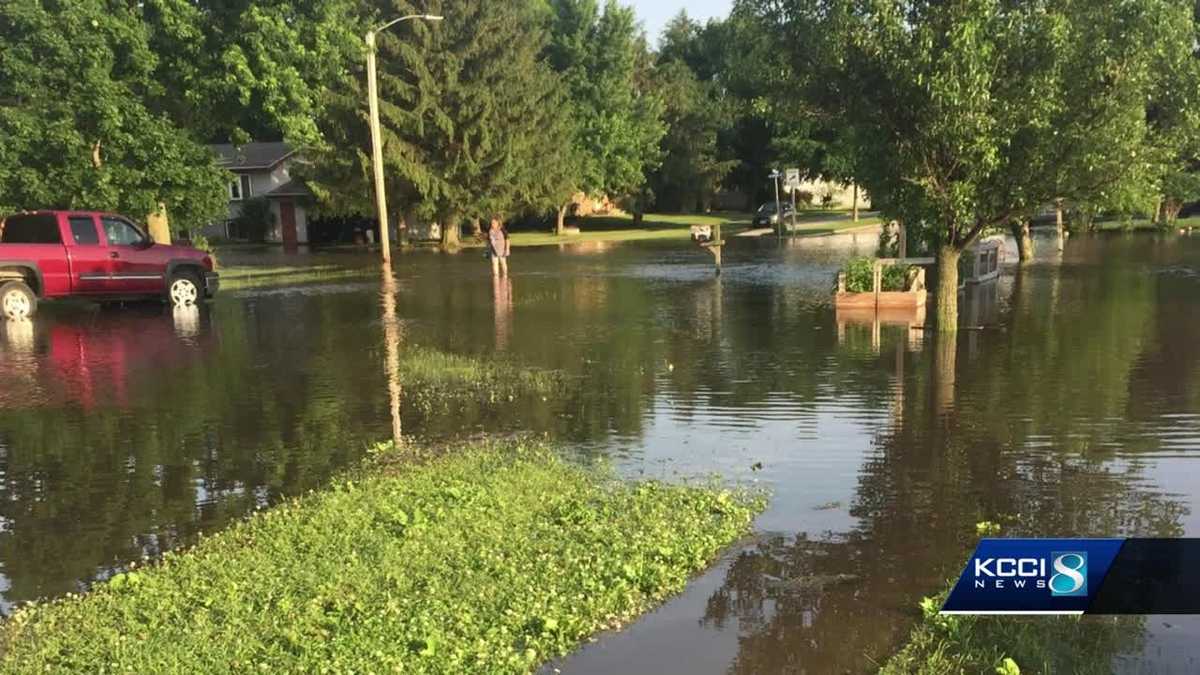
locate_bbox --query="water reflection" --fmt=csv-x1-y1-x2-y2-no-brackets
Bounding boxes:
381,264,404,445
172,305,201,340
0,235,1198,671
493,274,513,352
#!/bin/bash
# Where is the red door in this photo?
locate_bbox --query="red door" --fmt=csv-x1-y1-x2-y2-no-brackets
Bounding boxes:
100,216,164,294
64,214,110,295
279,200,298,252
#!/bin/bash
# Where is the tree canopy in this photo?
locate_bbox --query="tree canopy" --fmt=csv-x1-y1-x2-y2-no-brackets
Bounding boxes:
756,0,1200,328
0,0,227,230
138,0,364,146
545,0,665,203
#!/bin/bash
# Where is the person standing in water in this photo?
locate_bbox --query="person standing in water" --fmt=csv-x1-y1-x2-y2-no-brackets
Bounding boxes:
487,217,510,276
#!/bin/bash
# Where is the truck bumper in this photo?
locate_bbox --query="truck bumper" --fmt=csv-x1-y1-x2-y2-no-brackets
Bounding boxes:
203,271,220,298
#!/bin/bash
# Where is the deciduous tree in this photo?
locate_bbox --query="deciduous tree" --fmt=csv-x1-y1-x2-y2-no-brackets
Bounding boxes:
0,0,226,232
545,0,665,233
800,0,1197,330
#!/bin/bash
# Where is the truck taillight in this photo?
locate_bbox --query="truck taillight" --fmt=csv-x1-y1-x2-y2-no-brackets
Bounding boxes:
202,256,214,271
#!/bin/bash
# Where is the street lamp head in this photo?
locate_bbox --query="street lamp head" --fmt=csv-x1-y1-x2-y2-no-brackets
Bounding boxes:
373,14,446,36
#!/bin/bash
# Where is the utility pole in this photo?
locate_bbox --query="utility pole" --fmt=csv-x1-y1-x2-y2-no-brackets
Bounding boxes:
366,14,443,263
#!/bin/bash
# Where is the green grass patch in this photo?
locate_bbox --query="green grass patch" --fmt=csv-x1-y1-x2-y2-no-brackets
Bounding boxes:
780,212,884,237
219,265,374,290
879,590,1142,675
399,346,562,412
0,440,764,673
495,212,753,248
1093,216,1200,232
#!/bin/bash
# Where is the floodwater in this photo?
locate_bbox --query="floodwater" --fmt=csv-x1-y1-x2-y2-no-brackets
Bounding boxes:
2,231,1199,672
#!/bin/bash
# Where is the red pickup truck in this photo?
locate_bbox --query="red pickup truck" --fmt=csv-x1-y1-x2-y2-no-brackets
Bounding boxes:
0,210,218,319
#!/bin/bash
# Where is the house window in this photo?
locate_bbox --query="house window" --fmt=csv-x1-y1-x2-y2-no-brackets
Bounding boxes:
229,174,252,201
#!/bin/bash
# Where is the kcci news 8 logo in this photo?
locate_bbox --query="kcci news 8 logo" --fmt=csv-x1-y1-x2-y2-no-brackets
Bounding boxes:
941,539,1125,614
946,538,1200,614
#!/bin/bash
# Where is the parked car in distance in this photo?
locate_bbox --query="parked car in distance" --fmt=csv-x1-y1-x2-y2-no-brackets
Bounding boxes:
752,202,797,228
0,211,218,319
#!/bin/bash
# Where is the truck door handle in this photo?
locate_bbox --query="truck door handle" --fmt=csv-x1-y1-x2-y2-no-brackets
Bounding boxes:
109,252,119,259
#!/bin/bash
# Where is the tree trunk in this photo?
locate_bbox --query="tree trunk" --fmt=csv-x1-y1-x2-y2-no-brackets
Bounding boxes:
1165,199,1183,227
1055,200,1065,252
441,217,460,250
146,203,171,244
1012,220,1034,263
471,218,482,238
556,205,567,235
852,184,860,222
936,245,960,333
633,210,644,225
934,329,957,415
398,213,409,248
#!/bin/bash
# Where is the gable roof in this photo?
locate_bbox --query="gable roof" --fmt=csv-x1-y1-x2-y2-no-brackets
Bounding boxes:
211,142,295,171
265,179,313,199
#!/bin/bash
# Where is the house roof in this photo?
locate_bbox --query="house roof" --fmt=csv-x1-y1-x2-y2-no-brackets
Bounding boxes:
265,179,313,199
211,142,295,171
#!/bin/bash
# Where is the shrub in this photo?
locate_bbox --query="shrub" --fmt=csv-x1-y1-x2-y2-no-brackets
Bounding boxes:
188,234,219,269
230,197,274,242
882,263,913,291
842,257,875,292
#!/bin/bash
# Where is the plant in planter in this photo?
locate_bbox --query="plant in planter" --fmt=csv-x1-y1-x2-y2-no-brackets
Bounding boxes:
836,257,925,310
842,257,875,292
881,262,915,291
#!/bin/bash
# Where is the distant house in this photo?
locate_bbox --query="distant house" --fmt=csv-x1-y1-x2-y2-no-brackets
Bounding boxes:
208,142,312,245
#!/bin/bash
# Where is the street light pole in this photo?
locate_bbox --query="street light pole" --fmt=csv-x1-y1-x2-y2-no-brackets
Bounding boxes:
366,14,443,263
770,169,782,239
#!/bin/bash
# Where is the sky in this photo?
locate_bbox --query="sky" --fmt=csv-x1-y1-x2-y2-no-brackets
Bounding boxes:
628,0,732,45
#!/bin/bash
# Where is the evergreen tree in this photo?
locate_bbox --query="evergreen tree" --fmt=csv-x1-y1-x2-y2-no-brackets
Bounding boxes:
310,0,576,248
649,58,736,213
650,13,740,212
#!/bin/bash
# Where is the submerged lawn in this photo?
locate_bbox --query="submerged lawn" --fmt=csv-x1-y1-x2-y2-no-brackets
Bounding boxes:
0,441,762,673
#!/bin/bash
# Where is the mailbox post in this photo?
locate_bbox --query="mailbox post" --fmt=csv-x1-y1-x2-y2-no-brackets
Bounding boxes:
691,223,724,275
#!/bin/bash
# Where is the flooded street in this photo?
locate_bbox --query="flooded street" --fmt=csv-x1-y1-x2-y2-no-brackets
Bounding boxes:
2,232,1199,671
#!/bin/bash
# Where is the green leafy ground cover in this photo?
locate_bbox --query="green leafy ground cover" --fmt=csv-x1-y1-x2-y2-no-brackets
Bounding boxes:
878,591,1141,675
0,441,762,673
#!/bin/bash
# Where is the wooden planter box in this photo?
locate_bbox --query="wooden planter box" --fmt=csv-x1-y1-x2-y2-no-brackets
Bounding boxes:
835,262,928,311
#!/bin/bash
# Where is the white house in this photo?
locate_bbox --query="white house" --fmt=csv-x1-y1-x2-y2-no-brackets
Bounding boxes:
208,142,311,245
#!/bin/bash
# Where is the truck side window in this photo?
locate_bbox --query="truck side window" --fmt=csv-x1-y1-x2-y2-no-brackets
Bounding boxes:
69,217,100,245
0,214,62,244
101,217,147,247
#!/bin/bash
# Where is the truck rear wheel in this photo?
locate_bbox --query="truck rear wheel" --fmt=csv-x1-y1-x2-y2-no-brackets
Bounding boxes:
168,270,201,307
0,281,37,320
